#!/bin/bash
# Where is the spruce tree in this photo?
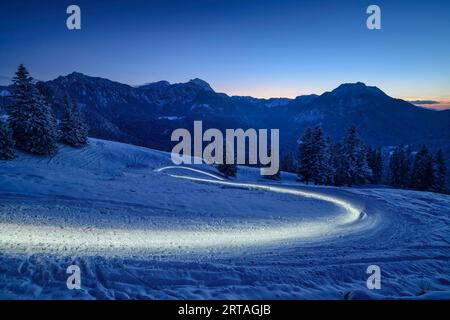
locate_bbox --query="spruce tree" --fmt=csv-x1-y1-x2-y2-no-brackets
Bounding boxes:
10,64,33,148
10,64,57,155
367,147,383,184
60,94,89,147
432,149,447,193
36,82,55,108
310,126,327,185
410,145,434,191
389,145,413,188
340,125,372,186
297,127,314,184
389,146,398,187
0,119,15,160
389,146,402,187
400,146,413,187
297,126,333,185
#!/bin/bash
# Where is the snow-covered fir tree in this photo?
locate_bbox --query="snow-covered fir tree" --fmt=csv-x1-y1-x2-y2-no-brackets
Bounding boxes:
389,145,413,188
0,119,15,160
388,146,402,187
297,127,315,184
36,82,55,108
310,126,328,185
10,64,58,155
400,146,413,187
297,126,333,185
431,149,447,194
366,147,383,184
9,64,33,148
28,92,58,155
410,145,434,191
339,125,372,186
60,94,89,147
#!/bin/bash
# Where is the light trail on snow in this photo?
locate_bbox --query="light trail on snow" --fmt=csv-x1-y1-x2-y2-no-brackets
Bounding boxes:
156,166,361,225
154,165,226,181
0,167,364,255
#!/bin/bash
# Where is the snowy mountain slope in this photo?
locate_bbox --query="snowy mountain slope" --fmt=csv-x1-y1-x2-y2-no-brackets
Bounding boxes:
0,139,449,299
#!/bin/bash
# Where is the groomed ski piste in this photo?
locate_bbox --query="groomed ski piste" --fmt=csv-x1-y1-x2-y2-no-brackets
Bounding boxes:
0,139,449,299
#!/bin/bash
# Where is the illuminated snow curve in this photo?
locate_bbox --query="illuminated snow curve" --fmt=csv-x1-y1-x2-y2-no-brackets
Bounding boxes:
156,166,362,225
0,167,364,255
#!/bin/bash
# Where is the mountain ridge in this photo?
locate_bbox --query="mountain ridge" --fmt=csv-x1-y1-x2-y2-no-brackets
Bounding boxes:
0,72,449,167
0,71,446,113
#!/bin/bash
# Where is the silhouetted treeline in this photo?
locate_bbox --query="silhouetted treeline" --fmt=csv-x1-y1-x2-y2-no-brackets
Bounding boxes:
389,144,447,193
289,125,447,194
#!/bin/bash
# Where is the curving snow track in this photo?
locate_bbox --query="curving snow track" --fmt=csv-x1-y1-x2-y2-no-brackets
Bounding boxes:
0,166,368,255
1,140,449,299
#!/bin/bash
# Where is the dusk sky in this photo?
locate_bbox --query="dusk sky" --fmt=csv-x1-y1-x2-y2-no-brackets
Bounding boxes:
1,0,449,108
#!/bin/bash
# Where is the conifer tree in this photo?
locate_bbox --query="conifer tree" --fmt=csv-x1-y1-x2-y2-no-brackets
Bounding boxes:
367,147,383,184
60,94,89,147
388,146,402,187
432,149,447,193
310,126,327,185
401,146,413,187
10,64,33,148
410,145,434,191
389,145,413,188
36,82,55,109
10,64,57,155
340,125,372,186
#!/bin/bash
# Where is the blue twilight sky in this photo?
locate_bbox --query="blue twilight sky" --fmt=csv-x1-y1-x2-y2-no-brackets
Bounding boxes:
0,0,449,107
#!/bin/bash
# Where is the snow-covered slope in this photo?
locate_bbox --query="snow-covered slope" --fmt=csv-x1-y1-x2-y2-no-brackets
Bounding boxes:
0,139,449,299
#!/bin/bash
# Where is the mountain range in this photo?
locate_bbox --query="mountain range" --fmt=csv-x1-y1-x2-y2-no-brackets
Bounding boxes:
1,72,449,162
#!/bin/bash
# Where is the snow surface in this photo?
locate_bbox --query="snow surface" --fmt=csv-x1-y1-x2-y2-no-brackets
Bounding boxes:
0,138,449,299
